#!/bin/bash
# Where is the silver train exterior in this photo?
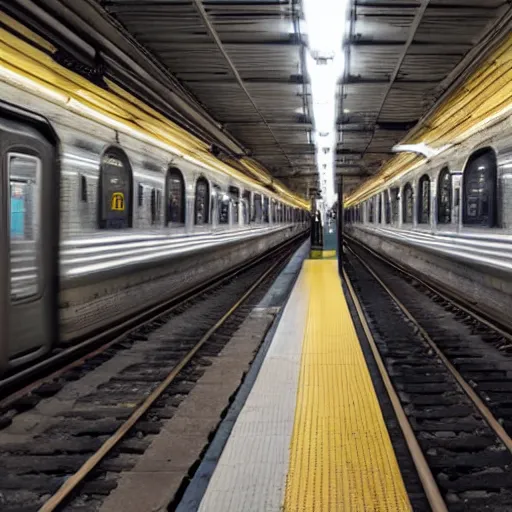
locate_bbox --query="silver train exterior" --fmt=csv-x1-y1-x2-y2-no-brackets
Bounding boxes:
346,113,512,323
0,80,308,372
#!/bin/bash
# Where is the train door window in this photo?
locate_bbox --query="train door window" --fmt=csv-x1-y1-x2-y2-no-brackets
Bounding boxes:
254,194,262,223
194,176,210,225
99,147,133,229
368,198,374,223
8,154,40,299
378,194,382,223
242,190,251,224
263,196,269,223
229,186,240,225
219,189,229,225
402,183,413,224
418,175,431,224
463,149,497,227
437,167,452,224
166,167,185,225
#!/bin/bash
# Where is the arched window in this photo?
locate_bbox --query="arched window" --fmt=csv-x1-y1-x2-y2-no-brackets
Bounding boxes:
194,177,210,225
99,146,133,229
166,167,185,225
437,167,452,224
263,196,269,223
402,183,413,223
385,191,391,224
254,194,262,222
229,186,240,225
271,199,277,223
418,175,431,224
242,190,251,224
150,189,157,224
80,175,87,202
463,149,497,227
218,188,229,225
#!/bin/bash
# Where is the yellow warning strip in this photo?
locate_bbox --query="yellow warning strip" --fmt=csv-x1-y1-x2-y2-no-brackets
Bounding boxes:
284,259,411,511
309,249,337,259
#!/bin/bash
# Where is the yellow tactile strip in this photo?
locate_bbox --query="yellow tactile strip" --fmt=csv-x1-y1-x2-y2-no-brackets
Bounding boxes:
284,259,411,512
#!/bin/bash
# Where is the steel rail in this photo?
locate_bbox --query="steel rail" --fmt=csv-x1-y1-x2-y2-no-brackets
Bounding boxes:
344,232,512,344
343,267,448,512
38,241,297,511
345,242,512,454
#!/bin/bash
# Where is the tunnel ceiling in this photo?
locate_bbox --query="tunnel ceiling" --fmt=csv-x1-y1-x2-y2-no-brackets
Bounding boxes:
25,0,512,199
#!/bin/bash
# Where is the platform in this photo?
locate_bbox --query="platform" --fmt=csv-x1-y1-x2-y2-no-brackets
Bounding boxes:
194,257,412,511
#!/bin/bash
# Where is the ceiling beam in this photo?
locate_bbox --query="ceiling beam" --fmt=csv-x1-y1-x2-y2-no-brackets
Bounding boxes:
362,0,431,154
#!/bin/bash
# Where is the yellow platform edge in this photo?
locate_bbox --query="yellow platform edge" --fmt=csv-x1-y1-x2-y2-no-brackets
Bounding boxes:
309,249,337,259
283,259,412,511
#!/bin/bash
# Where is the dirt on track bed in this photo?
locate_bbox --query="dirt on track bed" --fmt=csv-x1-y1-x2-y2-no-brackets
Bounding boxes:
345,245,512,512
0,243,301,512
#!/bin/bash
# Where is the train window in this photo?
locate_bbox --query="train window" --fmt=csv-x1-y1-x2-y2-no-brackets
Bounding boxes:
263,196,269,223
157,190,162,223
99,147,133,229
242,190,250,224
378,194,382,223
219,189,229,225
229,186,240,225
194,176,210,225
254,194,262,222
418,175,430,224
368,198,374,223
8,154,40,299
402,183,413,223
437,167,452,224
463,149,497,227
390,188,399,224
150,188,161,225
166,167,185,225
80,175,87,202
385,191,391,224
271,199,277,222
137,184,143,207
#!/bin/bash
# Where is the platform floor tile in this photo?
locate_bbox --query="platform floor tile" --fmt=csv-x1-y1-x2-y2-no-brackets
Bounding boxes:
197,270,310,512
283,259,411,512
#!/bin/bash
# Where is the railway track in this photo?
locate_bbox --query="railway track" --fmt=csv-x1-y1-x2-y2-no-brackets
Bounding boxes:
343,239,512,511
0,235,306,511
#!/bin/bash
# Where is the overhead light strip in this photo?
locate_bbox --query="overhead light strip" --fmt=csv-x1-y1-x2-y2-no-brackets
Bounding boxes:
302,0,349,207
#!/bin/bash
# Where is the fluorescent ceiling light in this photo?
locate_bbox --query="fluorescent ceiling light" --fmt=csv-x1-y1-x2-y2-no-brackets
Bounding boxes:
303,0,349,207
392,143,452,159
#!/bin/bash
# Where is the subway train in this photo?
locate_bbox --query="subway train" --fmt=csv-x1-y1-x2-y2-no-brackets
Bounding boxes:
345,113,512,323
0,80,308,373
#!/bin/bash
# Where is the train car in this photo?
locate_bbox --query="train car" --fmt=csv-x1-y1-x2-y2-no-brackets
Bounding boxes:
345,113,512,322
0,80,308,373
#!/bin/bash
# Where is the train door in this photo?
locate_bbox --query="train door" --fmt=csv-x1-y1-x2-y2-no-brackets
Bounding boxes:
0,107,58,370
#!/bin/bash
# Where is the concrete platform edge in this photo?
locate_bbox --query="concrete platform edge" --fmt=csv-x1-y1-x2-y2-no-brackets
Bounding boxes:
175,240,310,512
